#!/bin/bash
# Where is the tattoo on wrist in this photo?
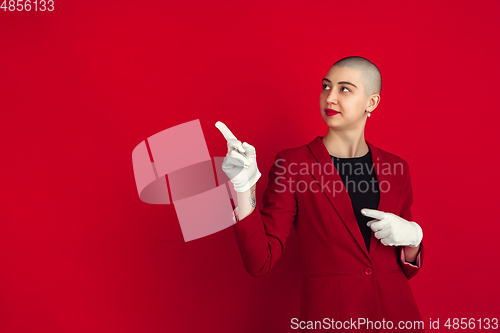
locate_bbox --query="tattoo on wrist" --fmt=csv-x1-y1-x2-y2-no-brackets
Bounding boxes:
249,187,256,208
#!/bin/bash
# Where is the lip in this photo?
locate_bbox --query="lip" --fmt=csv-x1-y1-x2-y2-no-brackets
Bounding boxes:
325,109,340,116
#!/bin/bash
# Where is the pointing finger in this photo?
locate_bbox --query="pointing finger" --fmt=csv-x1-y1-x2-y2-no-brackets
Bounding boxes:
216,121,247,155
361,208,387,220
215,121,238,141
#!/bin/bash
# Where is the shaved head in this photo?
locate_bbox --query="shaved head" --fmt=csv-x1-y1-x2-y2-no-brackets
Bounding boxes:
332,56,381,96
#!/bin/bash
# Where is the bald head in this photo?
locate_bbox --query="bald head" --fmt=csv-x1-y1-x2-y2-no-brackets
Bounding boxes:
332,56,381,96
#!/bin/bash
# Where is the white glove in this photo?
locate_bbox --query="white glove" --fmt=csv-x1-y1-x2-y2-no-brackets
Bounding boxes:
361,208,423,247
215,121,262,193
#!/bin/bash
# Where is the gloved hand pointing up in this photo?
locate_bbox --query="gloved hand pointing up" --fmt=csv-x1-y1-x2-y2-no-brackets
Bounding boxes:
215,121,262,193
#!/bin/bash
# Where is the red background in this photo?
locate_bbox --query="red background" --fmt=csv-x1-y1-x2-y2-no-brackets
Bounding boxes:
1,0,499,332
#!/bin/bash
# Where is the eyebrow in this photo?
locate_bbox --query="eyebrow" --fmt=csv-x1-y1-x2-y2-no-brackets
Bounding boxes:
322,78,358,89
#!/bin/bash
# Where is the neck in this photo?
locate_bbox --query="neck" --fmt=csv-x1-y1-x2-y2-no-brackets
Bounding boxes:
321,127,369,158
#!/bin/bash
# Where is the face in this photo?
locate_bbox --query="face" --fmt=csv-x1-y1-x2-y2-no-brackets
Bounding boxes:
320,65,379,130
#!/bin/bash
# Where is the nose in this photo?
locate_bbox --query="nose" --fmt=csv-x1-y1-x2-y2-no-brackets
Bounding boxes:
325,89,338,105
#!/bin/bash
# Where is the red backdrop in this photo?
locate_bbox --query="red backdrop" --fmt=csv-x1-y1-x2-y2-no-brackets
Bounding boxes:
1,0,499,332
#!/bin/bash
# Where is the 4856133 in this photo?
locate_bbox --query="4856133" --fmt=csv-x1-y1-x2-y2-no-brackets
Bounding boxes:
1,0,54,11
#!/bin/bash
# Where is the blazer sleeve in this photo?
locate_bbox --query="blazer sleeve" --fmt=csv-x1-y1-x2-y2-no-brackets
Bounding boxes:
398,160,424,280
232,150,298,277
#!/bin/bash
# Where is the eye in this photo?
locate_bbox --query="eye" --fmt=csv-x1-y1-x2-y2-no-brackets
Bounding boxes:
341,86,350,92
322,83,330,90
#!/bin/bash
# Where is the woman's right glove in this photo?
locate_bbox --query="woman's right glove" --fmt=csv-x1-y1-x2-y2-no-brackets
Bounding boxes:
215,121,261,193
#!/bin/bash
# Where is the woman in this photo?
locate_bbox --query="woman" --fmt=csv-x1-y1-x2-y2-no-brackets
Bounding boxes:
215,56,424,332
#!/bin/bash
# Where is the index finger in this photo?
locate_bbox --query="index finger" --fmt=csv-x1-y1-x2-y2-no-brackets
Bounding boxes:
215,121,238,141
361,208,387,220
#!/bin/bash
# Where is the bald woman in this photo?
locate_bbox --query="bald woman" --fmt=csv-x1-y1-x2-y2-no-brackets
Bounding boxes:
217,56,424,332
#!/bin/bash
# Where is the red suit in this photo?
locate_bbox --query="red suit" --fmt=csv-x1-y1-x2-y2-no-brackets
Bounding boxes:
232,136,424,332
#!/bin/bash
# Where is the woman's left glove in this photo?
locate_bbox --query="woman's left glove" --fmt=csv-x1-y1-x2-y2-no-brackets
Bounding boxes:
361,209,423,247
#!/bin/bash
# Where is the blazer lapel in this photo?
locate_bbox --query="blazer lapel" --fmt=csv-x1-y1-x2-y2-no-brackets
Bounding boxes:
365,140,401,257
307,136,401,261
307,136,371,261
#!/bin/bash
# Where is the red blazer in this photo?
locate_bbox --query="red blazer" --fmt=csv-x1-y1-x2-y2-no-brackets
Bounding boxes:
233,136,424,332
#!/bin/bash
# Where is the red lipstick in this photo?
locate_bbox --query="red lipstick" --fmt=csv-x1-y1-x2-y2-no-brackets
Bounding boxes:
325,109,340,116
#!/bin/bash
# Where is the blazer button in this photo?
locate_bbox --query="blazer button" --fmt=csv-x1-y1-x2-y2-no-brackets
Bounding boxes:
365,268,373,275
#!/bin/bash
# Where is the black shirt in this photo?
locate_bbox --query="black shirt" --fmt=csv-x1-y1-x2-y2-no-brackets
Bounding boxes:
331,147,380,251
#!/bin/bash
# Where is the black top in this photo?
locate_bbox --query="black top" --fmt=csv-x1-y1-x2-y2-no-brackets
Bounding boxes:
331,147,380,251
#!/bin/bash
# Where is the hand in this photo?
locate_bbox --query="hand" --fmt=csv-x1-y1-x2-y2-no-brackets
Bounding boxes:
361,208,423,247
215,121,262,193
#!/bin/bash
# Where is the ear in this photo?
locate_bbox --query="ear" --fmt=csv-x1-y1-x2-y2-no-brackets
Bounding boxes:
366,94,381,112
